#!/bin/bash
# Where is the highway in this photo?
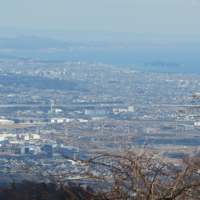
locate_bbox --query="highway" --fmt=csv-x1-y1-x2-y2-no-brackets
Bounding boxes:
0,104,198,108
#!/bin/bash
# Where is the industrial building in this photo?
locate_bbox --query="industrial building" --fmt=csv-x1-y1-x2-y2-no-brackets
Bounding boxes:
0,133,17,141
0,119,14,124
85,109,111,115
112,106,134,114
128,106,134,112
89,116,106,121
78,119,88,123
31,134,40,139
45,118,73,123
21,135,29,140
21,146,41,154
56,145,79,157
193,121,200,126
48,107,63,114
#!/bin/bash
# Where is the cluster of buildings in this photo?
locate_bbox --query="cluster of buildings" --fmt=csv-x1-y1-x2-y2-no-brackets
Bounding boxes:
0,57,200,183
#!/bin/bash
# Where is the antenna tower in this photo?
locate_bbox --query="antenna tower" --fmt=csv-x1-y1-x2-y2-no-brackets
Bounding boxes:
8,139,11,153
65,126,68,141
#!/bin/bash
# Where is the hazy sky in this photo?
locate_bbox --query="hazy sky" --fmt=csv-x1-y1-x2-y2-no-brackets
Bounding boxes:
0,0,200,34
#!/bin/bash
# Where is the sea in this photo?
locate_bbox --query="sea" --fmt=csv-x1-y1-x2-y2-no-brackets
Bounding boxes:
1,48,200,74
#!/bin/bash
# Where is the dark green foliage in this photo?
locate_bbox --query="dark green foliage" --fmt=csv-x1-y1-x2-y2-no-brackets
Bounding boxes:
0,180,97,200
0,74,79,91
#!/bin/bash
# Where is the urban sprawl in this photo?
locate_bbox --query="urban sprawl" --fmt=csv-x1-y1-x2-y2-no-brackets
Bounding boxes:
0,56,200,185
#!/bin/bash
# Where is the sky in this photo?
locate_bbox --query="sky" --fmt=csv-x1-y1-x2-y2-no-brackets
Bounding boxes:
0,0,200,34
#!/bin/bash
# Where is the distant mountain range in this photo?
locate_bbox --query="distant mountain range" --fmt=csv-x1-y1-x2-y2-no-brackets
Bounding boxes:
0,26,200,43
0,27,200,52
0,36,71,51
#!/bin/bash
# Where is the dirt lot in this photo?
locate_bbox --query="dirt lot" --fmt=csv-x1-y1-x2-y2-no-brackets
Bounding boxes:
0,123,37,129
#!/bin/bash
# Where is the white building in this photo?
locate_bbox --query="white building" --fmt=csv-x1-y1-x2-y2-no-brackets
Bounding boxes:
50,118,56,123
0,119,14,125
54,109,62,113
78,119,88,123
0,134,5,141
193,121,200,126
31,134,40,139
48,108,62,114
21,146,41,154
46,118,73,123
85,110,96,115
64,118,72,123
128,106,134,112
0,133,17,141
118,108,127,113
85,109,109,115
21,135,29,140
90,117,105,121
57,118,64,123
56,145,79,153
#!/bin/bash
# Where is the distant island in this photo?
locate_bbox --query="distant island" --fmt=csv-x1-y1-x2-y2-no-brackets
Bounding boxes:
132,61,184,68
143,61,184,67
